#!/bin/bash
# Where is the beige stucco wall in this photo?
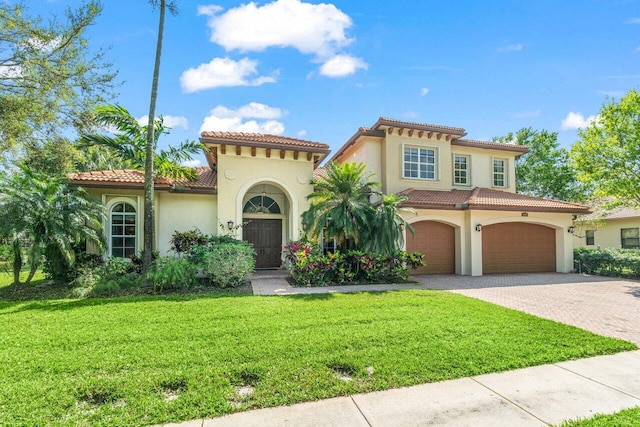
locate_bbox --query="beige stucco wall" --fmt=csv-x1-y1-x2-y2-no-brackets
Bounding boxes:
379,134,518,195
573,217,640,250
403,209,575,276
82,188,218,257
156,192,218,255
216,147,316,243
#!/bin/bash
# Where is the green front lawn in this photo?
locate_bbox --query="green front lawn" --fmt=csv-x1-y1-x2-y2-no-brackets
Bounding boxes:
560,406,640,426
1,289,636,426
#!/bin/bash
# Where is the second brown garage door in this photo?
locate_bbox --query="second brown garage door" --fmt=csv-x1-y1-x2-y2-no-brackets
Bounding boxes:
406,221,455,274
482,222,556,274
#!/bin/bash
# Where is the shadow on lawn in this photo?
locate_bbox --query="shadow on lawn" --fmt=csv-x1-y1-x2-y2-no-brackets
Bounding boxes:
0,284,255,314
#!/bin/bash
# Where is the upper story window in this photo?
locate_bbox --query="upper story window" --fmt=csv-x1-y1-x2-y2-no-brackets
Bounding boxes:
110,202,136,258
621,228,639,249
585,230,595,246
403,146,436,180
493,158,507,187
453,154,469,185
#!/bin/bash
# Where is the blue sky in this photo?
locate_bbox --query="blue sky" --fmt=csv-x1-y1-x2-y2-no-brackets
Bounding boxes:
34,0,640,167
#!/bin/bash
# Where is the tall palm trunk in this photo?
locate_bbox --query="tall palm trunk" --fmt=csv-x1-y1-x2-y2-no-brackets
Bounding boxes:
12,237,22,286
143,0,166,273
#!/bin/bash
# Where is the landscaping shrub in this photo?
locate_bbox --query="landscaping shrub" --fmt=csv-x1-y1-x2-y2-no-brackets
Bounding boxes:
574,247,640,277
283,241,425,286
170,228,207,255
70,257,141,297
145,257,197,291
199,242,255,288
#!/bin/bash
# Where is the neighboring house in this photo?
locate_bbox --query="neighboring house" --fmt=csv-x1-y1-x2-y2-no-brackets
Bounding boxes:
574,206,640,250
68,117,590,276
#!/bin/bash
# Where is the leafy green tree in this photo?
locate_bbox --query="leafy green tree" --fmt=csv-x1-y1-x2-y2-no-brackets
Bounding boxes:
572,89,640,206
495,128,587,201
0,1,117,157
303,162,380,251
142,0,179,272
79,104,202,180
0,166,104,285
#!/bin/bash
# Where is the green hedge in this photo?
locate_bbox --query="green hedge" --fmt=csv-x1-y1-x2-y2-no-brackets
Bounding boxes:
574,247,640,278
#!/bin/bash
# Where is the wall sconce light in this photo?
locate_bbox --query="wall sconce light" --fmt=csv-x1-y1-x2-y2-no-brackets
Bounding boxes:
475,224,483,232
399,222,405,231
568,226,575,234
227,220,234,230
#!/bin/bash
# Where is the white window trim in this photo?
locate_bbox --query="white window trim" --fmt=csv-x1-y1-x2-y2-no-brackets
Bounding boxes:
103,195,141,258
452,153,471,186
492,157,508,188
402,144,439,181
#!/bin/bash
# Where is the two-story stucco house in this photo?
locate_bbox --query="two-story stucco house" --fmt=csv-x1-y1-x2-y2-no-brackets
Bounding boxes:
68,117,590,276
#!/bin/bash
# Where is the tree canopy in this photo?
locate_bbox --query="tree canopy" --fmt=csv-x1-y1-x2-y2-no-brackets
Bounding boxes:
572,89,640,207
495,128,588,202
0,0,117,157
79,104,203,181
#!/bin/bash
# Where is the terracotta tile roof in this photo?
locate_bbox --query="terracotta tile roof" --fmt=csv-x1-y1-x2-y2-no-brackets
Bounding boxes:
452,138,529,154
200,131,330,152
313,167,328,180
67,167,217,193
373,117,467,135
399,187,590,214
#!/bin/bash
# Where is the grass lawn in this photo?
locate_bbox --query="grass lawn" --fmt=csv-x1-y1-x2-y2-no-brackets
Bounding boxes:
560,406,640,426
0,286,636,426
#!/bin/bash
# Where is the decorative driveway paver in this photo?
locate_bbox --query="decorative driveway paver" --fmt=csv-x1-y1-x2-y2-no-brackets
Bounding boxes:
414,273,640,345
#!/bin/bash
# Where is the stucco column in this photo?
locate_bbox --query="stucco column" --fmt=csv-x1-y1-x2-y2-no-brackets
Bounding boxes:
469,214,483,276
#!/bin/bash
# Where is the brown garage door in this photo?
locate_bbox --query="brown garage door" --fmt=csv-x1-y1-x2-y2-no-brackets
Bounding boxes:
482,222,556,274
406,221,455,274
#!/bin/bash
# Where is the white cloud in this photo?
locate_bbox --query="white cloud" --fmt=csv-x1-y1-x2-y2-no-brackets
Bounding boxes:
510,110,541,119
560,112,598,130
420,87,430,96
137,115,189,130
181,159,202,167
200,102,286,134
497,43,524,52
319,54,367,77
199,0,353,59
180,57,276,93
626,17,640,24
297,129,307,137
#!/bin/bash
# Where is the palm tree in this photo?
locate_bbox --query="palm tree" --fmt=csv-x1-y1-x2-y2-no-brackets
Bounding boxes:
142,0,179,272
0,166,105,285
367,194,416,256
79,104,203,180
303,162,380,251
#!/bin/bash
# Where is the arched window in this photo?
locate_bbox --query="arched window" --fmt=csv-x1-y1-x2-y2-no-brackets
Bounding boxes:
243,195,281,214
110,202,136,257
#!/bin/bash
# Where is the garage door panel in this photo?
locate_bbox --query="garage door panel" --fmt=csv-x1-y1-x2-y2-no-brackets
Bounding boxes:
483,223,555,274
406,221,455,275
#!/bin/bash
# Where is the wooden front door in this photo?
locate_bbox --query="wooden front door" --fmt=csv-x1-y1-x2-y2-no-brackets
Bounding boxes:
243,219,283,268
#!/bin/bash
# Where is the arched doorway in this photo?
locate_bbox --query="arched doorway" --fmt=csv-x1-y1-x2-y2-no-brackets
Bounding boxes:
241,184,289,268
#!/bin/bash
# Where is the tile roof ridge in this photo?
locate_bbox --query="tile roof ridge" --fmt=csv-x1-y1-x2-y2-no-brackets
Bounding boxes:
467,186,482,203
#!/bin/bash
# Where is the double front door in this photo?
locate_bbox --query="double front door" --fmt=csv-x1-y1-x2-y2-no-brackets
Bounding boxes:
242,219,283,268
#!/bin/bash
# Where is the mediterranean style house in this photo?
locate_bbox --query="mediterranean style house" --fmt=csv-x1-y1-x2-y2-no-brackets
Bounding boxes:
68,117,590,276
574,206,640,250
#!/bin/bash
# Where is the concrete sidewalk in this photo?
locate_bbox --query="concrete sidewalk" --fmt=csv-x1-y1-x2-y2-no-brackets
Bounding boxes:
162,350,640,426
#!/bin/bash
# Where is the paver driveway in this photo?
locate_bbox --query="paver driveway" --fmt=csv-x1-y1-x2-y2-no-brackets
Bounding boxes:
414,273,640,345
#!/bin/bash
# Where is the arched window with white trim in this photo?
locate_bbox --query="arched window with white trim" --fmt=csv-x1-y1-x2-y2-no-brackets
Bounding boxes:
110,202,136,257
